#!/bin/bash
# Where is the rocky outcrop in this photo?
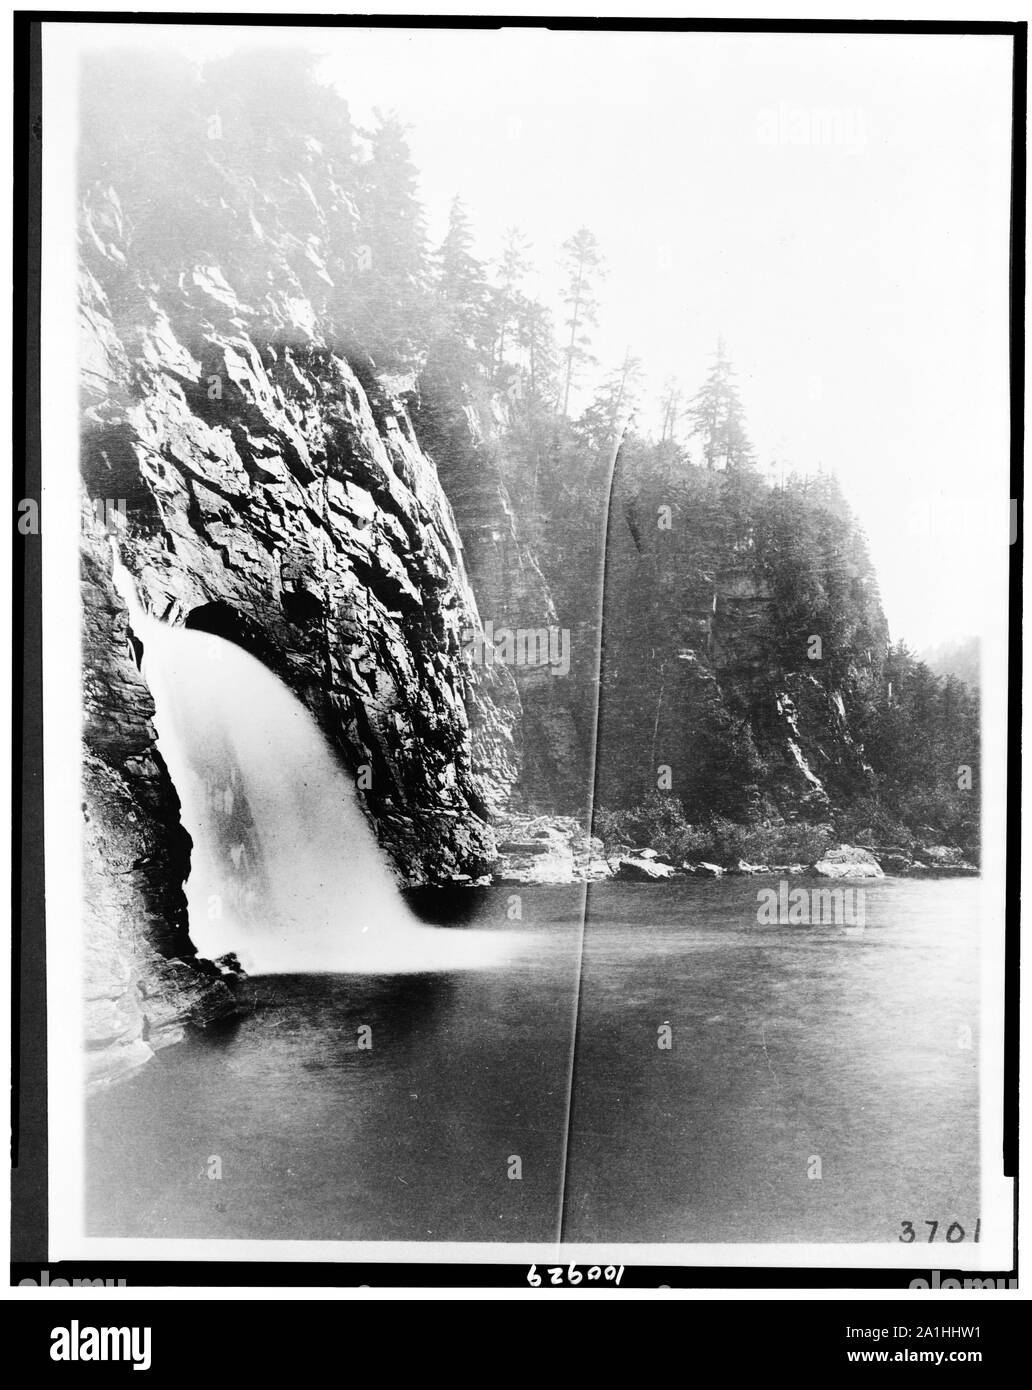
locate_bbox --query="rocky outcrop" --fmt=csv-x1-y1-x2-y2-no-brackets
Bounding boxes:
610,855,677,882
82,512,241,1084
863,843,979,877
492,814,611,884
909,845,979,876
683,862,725,878
411,383,587,810
80,186,524,1082
810,845,885,879
592,466,886,823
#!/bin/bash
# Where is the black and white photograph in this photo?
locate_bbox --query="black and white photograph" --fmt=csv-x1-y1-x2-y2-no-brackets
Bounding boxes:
17,12,1019,1296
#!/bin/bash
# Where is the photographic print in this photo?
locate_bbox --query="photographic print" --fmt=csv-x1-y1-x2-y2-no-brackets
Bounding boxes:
30,17,1015,1276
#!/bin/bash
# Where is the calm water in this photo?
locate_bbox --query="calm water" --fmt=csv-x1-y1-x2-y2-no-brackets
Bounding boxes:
87,877,979,1244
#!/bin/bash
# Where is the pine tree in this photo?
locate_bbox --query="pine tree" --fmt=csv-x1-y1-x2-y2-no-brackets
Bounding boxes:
581,349,644,454
559,227,605,416
491,226,532,371
659,376,684,443
353,111,431,368
435,195,490,358
515,296,558,405
686,337,755,470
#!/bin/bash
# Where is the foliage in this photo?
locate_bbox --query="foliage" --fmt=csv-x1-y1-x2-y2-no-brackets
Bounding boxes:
593,795,834,866
80,52,980,858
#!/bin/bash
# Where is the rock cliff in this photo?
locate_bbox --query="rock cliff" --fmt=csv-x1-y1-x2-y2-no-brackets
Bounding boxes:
411,381,587,811
80,187,523,1083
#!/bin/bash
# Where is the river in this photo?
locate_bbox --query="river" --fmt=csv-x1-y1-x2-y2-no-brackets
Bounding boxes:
87,876,979,1246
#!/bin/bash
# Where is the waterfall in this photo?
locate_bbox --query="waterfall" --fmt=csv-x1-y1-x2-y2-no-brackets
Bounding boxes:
111,554,513,975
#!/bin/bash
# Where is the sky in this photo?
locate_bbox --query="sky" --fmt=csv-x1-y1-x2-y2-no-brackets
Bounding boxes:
65,23,1014,650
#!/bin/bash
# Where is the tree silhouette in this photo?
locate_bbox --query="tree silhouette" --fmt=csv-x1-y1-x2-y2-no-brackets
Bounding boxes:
686,336,755,470
559,227,605,416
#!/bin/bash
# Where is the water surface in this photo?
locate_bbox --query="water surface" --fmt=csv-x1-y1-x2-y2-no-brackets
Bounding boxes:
87,876,979,1245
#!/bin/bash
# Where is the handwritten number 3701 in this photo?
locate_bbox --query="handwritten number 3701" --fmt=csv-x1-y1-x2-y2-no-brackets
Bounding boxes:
899,1219,980,1243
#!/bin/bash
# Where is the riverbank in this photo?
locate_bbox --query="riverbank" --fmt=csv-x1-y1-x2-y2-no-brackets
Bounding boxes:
482,814,979,887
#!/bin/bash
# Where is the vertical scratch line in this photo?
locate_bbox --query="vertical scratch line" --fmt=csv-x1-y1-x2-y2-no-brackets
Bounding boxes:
554,415,634,1250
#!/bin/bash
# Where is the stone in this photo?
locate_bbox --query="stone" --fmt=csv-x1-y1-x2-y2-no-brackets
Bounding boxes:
683,861,725,878
732,859,771,875
875,852,914,875
86,1039,155,1088
611,855,677,882
809,844,885,879
915,844,966,867
79,186,532,1082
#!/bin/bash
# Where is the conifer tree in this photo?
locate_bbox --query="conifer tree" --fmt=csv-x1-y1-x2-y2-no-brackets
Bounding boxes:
491,226,533,371
516,296,559,405
353,111,431,367
559,227,605,416
581,350,644,453
435,195,490,357
659,376,684,443
686,336,755,470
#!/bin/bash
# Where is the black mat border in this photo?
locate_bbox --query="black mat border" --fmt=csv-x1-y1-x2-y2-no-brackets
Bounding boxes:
11,9,1022,1292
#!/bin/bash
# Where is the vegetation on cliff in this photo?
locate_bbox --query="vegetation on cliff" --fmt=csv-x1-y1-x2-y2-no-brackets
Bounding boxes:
82,48,981,862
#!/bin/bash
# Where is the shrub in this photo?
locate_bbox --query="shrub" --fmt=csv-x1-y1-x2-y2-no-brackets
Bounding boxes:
593,797,834,867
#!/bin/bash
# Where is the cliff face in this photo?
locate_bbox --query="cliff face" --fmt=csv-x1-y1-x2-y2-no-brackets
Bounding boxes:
80,187,523,1082
82,515,240,1084
591,458,885,823
411,382,587,811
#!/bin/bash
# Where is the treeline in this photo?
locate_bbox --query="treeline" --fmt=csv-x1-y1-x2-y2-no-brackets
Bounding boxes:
81,50,981,855
81,50,752,454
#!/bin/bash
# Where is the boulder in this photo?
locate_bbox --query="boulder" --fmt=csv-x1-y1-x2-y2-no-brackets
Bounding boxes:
611,855,678,881
915,844,965,867
731,859,771,875
911,845,979,876
492,814,607,884
683,861,725,878
875,852,913,875
809,844,885,879
212,951,246,979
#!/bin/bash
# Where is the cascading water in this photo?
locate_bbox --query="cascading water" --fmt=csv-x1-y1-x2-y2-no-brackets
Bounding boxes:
111,552,514,975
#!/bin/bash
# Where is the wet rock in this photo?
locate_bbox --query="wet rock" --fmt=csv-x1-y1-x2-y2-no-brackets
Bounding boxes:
683,861,725,878
911,849,979,877
875,852,914,875
79,183,525,1083
138,957,240,1050
810,844,885,879
212,952,246,979
491,814,606,885
915,844,966,867
87,1039,155,1088
611,855,678,882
